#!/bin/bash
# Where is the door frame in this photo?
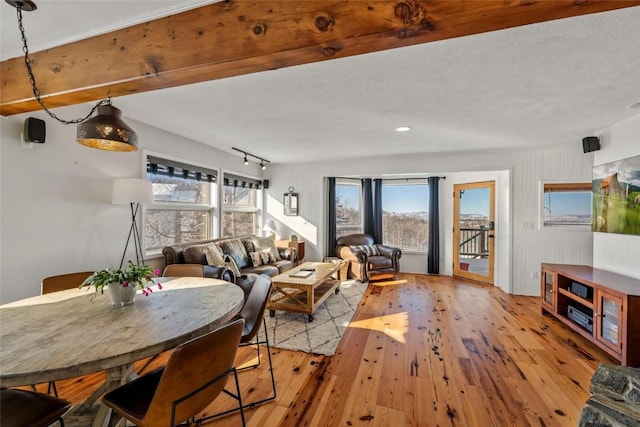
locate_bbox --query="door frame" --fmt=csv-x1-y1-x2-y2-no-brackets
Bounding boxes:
453,181,495,285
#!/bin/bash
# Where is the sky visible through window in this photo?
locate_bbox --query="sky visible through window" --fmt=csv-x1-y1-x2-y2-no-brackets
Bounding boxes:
460,189,489,216
382,185,428,213
545,192,591,216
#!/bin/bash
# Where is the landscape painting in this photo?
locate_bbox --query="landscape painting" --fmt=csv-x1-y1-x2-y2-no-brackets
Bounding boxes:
592,155,640,236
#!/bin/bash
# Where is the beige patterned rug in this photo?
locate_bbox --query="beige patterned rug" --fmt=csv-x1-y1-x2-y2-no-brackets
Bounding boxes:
262,280,367,356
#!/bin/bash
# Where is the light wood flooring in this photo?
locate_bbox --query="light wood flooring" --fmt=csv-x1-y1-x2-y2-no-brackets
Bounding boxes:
44,273,616,426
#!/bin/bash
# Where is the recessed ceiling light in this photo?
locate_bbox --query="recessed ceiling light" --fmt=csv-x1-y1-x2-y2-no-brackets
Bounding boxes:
395,126,412,132
630,102,640,109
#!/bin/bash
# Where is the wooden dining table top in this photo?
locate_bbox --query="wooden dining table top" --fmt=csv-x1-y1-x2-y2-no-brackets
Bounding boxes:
0,276,244,388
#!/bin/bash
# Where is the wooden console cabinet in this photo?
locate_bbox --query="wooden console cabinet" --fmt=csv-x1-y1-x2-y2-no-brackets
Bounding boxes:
541,263,640,366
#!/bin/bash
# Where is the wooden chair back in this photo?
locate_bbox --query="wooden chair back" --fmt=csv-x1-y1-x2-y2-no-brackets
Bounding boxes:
41,271,94,294
144,317,244,426
162,264,205,278
239,274,272,343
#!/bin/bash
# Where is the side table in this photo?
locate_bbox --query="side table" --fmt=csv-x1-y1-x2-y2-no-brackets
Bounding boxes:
277,240,305,264
323,257,350,281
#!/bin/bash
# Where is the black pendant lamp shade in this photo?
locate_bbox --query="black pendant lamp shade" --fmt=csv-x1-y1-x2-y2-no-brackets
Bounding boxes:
77,104,138,152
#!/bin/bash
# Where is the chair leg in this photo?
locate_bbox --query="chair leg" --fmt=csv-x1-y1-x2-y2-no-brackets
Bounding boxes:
237,318,277,408
237,339,261,372
58,417,65,427
194,368,246,426
48,381,59,397
232,368,247,427
194,319,277,423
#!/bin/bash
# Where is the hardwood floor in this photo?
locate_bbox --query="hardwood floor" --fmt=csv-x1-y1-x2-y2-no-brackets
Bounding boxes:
46,273,616,426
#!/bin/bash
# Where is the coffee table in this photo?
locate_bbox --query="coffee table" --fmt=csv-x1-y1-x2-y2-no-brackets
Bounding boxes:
268,262,341,322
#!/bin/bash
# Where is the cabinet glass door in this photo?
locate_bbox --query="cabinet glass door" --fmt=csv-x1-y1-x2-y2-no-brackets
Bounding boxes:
542,271,555,308
596,292,623,352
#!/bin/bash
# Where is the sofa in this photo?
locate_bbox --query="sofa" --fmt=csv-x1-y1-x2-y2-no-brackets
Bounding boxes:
162,235,297,296
335,233,401,282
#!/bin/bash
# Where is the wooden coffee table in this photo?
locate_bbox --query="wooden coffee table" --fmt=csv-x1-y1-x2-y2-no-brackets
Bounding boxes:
268,262,341,322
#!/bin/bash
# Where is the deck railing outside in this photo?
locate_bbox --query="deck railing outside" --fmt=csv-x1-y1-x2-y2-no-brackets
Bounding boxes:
459,227,490,258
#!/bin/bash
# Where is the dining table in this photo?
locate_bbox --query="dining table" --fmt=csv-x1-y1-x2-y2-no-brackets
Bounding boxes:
0,276,244,427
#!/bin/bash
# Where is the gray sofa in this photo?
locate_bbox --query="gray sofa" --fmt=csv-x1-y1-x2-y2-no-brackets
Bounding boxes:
162,235,297,296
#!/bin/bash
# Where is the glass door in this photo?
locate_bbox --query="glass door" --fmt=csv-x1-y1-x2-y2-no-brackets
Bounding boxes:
541,270,556,311
453,181,495,285
596,291,623,353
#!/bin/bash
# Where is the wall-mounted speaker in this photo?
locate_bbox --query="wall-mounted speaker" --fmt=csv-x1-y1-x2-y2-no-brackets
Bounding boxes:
262,179,270,189
24,117,46,143
582,136,600,153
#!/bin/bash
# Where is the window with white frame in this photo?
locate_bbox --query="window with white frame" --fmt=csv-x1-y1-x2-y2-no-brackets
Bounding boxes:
144,156,217,252
542,182,592,228
382,180,429,251
222,173,262,237
335,179,362,238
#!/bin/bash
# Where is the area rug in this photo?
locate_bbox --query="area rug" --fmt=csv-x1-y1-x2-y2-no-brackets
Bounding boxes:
262,280,367,356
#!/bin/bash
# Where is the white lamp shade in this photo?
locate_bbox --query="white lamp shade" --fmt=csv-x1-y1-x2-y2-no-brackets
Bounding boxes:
112,178,153,204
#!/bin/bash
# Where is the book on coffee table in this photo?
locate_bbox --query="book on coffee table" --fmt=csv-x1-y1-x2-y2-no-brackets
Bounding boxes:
289,270,313,278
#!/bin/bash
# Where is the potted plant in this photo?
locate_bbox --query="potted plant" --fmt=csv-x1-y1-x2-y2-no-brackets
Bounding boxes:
82,261,161,306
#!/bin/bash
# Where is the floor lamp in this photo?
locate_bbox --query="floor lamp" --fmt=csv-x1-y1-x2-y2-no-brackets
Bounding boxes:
112,178,153,269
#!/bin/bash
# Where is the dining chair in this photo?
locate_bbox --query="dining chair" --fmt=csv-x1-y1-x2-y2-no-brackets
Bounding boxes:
0,388,71,427
41,271,94,295
38,271,95,397
196,274,276,423
101,317,246,427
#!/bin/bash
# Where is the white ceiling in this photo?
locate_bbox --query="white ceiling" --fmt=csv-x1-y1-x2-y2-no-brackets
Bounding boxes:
2,1,640,164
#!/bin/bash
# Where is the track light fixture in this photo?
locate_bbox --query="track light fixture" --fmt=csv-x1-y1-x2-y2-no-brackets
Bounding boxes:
5,0,138,152
232,147,270,170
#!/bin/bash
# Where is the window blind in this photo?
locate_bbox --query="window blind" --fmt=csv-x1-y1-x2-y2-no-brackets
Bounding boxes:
147,155,217,182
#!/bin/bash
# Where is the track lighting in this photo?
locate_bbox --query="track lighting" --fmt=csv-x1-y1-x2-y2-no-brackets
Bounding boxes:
232,147,270,170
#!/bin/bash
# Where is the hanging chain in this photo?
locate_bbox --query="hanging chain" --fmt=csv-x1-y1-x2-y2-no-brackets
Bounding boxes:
15,4,109,124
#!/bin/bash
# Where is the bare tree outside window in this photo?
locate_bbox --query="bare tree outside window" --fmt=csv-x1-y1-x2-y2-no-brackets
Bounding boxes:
222,178,259,237
382,183,429,251
144,171,214,252
336,182,362,237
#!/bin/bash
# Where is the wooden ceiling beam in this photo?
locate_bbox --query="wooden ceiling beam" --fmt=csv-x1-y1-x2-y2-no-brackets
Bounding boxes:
2,0,639,116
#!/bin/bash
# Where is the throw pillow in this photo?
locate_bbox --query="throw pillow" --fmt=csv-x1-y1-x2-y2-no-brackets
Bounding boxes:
249,251,264,267
252,236,281,261
224,254,242,278
249,249,275,267
204,243,225,266
260,248,275,264
350,244,380,256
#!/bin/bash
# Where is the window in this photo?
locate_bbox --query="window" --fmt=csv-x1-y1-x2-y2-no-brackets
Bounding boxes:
542,182,592,228
382,181,429,251
145,156,217,252
222,173,261,237
335,179,362,237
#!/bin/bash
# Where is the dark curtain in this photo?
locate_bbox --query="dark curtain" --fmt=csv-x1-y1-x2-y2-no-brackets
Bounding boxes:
327,177,337,257
373,178,383,243
362,178,375,236
427,177,441,274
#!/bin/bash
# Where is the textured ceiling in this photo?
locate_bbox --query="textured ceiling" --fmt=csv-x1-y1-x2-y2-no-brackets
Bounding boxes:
2,2,639,164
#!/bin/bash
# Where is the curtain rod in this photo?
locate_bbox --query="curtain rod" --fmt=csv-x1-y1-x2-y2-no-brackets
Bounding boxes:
334,176,446,181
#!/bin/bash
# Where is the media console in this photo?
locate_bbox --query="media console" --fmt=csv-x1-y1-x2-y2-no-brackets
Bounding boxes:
540,263,640,367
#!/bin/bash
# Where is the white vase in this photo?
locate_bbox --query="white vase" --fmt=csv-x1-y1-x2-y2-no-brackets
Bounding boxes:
108,282,137,306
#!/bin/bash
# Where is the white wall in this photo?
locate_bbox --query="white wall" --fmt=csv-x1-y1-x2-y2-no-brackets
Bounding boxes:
593,113,640,279
0,109,261,303
1,107,604,302
264,145,594,296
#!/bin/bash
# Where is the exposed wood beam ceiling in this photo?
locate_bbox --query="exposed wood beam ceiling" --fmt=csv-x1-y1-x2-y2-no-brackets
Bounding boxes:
2,0,639,116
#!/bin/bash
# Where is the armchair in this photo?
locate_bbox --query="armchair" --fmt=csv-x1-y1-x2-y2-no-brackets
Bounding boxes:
335,234,401,282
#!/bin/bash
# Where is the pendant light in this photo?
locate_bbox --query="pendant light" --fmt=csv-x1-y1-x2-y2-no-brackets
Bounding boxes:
5,0,138,152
